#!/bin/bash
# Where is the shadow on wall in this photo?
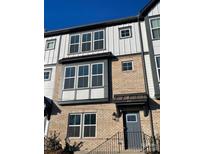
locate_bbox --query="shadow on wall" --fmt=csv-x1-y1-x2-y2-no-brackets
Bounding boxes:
149,98,160,110
51,102,62,115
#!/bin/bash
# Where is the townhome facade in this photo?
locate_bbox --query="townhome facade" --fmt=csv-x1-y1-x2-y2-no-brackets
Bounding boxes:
44,0,160,153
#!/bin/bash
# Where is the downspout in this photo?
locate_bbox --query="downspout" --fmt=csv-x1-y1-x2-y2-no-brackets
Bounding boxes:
137,15,156,151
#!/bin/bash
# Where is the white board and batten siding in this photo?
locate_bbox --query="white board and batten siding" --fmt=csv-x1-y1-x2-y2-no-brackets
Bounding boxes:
59,21,149,60
148,2,160,17
44,66,56,99
44,36,61,65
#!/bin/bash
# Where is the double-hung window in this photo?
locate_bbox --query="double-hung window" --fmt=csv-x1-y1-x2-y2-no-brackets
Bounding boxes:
150,18,160,40
155,56,160,81
94,30,104,50
91,63,103,87
64,67,76,89
78,65,89,88
68,113,96,138
70,35,80,53
68,114,81,138
82,33,92,52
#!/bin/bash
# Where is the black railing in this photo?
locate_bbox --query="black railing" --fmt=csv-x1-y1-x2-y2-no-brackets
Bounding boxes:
87,132,160,154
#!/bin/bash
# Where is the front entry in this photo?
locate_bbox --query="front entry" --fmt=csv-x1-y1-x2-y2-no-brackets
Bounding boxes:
123,112,142,150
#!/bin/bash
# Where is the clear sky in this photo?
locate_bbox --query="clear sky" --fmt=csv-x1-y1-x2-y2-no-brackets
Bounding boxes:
44,0,150,31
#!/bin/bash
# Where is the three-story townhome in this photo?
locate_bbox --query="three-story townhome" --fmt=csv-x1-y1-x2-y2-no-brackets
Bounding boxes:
44,1,160,153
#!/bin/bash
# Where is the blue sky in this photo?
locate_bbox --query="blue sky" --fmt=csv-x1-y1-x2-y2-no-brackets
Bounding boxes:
44,0,149,31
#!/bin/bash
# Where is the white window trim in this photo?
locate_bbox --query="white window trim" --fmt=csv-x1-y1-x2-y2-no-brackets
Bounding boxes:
82,113,97,138
155,55,160,82
91,62,104,88
122,60,134,72
68,113,82,139
126,114,138,123
93,30,105,51
44,69,52,81
149,17,160,40
119,27,132,39
63,66,76,90
77,64,90,89
69,34,80,53
81,32,92,52
45,39,56,50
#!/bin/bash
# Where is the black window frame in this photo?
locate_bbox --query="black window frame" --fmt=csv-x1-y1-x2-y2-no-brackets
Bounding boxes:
122,61,133,71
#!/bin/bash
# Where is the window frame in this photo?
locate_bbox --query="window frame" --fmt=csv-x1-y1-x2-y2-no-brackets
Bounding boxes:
91,62,104,88
45,39,56,51
68,113,82,139
69,34,81,53
82,113,97,138
81,32,92,52
122,60,134,72
149,17,160,40
44,69,52,81
155,55,160,82
93,30,105,51
63,66,76,90
119,26,132,39
126,114,138,123
77,64,90,89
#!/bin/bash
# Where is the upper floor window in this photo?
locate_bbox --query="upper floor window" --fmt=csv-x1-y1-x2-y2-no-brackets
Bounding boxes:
64,67,76,89
69,30,105,54
45,39,56,50
91,63,103,87
119,27,132,39
44,69,52,81
70,35,80,53
150,18,160,40
155,56,160,81
78,65,89,88
122,61,133,71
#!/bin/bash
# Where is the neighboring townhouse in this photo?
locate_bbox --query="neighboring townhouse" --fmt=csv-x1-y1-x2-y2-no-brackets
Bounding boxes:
44,35,61,136
44,0,160,153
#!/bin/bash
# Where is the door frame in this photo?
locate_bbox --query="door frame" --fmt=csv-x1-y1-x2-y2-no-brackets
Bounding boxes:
123,111,142,149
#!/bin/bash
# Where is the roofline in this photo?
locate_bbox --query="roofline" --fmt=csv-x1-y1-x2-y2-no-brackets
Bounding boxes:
44,16,143,37
140,0,160,17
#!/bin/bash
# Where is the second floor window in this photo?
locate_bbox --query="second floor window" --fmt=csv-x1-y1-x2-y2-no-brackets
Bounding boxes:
92,63,103,87
44,69,52,81
69,30,104,54
78,65,89,88
150,17,160,40
45,39,56,50
64,67,76,89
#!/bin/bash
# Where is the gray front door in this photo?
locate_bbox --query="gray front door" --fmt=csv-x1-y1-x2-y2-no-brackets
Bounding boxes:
124,113,142,149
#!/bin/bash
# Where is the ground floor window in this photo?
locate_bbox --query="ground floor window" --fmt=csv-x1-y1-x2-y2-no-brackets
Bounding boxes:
68,113,96,138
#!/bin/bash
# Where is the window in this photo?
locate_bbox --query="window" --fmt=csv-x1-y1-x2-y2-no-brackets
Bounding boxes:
70,35,80,53
126,114,137,122
45,39,56,50
122,61,133,71
64,67,76,89
94,30,104,50
92,63,103,87
44,69,52,81
155,56,160,81
68,113,96,138
119,27,132,39
150,18,160,40
82,33,92,52
68,114,81,138
78,65,89,88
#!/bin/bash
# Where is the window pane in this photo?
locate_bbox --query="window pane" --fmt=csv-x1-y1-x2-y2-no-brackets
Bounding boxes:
84,114,96,124
156,57,160,68
122,62,132,71
70,44,79,53
92,64,102,75
121,30,130,37
152,29,160,39
84,126,96,137
82,42,91,51
71,35,79,44
78,66,89,76
44,72,50,80
47,42,54,49
82,33,91,42
64,78,74,89
158,69,160,79
151,18,160,28
65,67,75,77
69,115,81,125
92,75,102,87
94,40,103,50
94,31,103,40
78,77,88,88
127,115,137,122
68,126,80,137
